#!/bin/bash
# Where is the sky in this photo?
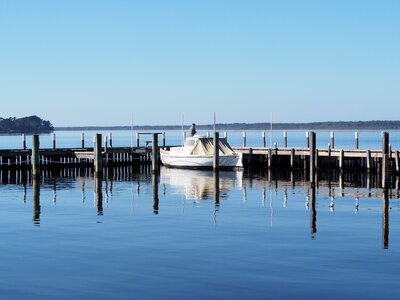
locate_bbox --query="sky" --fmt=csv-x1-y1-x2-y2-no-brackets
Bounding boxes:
0,0,399,126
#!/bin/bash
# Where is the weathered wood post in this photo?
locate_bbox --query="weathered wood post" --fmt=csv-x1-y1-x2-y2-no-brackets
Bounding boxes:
339,149,344,169
94,134,103,176
355,131,359,149
330,131,335,149
268,148,272,168
52,133,56,150
262,131,266,147
81,133,85,148
248,147,253,168
306,132,309,148
109,133,113,147
382,131,389,188
136,132,140,147
213,131,219,171
366,150,371,171
152,133,159,174
104,135,108,152
22,134,26,150
309,131,316,183
283,131,287,148
223,131,227,139
242,132,246,147
395,150,400,173
32,134,40,178
290,148,295,168
162,132,166,147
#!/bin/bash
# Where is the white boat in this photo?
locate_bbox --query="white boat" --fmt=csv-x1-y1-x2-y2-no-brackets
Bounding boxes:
160,135,243,169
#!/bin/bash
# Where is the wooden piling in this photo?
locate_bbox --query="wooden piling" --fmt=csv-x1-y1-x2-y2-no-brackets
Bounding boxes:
94,134,103,176
81,133,85,148
395,150,399,173
366,150,371,170
306,132,309,148
330,131,335,149
22,134,26,150
136,132,140,147
32,134,40,178
242,132,246,147
109,133,113,147
104,136,108,152
262,131,266,147
290,148,294,168
283,131,287,148
52,133,56,150
152,133,159,174
355,131,359,149
382,131,389,188
213,131,219,171
248,147,253,168
339,149,344,169
162,132,166,147
309,131,316,183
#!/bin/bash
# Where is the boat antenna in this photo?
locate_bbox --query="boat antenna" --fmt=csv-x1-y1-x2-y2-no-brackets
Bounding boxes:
269,112,273,148
181,114,184,146
213,112,216,133
130,112,133,149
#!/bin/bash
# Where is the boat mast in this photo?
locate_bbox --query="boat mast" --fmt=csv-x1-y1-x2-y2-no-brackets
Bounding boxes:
269,112,273,148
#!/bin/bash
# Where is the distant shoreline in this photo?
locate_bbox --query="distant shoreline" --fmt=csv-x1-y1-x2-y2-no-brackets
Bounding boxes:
54,121,400,131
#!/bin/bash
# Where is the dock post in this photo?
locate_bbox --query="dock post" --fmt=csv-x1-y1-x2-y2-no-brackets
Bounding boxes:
290,148,294,168
152,133,159,174
339,149,344,169
330,131,335,149
242,132,246,147
224,131,227,140
52,133,56,150
94,134,103,176
162,132,166,147
283,131,287,148
104,135,108,152
262,131,266,147
382,131,389,188
22,134,26,150
109,133,113,147
366,150,371,170
136,132,140,147
268,148,272,168
81,133,85,148
355,131,359,149
309,131,316,183
306,132,309,148
32,134,40,178
213,131,219,171
395,150,399,173
248,147,253,168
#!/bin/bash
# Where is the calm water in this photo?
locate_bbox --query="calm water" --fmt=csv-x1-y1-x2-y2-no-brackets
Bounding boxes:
2,129,400,150
0,167,399,299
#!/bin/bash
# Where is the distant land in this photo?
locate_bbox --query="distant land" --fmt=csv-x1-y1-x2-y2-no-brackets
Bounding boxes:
56,120,400,131
0,116,54,133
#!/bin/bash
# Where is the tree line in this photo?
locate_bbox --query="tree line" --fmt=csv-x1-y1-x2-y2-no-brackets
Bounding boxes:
0,116,54,133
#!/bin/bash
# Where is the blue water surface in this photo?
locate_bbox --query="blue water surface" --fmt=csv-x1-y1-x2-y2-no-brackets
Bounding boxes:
0,168,399,299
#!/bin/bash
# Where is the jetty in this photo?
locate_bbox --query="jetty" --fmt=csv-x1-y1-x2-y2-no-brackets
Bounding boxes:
0,131,398,185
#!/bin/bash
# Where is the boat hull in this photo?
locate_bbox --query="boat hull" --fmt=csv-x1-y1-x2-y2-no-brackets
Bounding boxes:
160,151,243,169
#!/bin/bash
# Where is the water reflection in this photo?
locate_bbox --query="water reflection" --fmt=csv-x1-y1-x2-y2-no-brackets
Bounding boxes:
160,168,242,202
0,167,398,249
32,178,40,226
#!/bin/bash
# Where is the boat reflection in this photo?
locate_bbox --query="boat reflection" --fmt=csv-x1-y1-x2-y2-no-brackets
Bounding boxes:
160,167,243,202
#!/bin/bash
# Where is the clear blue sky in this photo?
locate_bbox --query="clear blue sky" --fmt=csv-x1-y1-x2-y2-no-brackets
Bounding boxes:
0,0,399,126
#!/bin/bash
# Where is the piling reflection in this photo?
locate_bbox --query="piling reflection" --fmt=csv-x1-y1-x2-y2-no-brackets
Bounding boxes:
32,178,40,225
310,183,317,239
152,174,159,214
382,187,389,249
95,176,103,216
